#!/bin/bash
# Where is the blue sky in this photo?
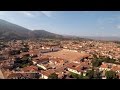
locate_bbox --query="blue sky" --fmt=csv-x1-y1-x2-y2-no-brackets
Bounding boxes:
0,11,120,37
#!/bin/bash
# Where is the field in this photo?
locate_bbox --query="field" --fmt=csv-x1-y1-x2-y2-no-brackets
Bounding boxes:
44,49,89,61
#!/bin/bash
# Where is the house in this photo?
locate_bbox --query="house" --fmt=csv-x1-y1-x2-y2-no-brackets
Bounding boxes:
67,63,82,75
55,67,65,79
22,73,40,79
32,56,50,70
22,65,38,72
68,66,82,75
117,73,120,79
40,69,55,79
29,50,39,57
18,52,30,58
49,58,64,67
66,62,89,76
37,57,49,65
99,62,111,71
101,70,106,79
37,64,47,70
40,49,52,53
111,65,120,73
51,47,61,52
32,58,38,65
7,73,23,79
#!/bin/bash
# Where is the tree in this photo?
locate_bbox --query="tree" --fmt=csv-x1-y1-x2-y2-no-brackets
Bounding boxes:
20,47,29,52
93,54,97,59
9,50,21,55
80,76,89,79
85,69,102,79
93,70,102,79
69,72,81,79
105,71,118,79
92,59,102,67
86,70,94,79
48,73,58,79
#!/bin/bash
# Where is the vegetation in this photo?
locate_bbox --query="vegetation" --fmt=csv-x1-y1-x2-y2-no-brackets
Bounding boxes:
92,55,116,67
105,71,118,79
86,70,94,79
48,73,58,79
20,47,29,52
113,41,120,44
92,59,102,67
12,55,32,69
85,69,102,79
69,72,81,79
9,50,21,55
69,69,102,79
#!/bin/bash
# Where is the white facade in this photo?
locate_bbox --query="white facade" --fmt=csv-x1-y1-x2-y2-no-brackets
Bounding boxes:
68,68,81,75
32,61,37,65
37,64,47,70
41,74,48,79
99,67,110,71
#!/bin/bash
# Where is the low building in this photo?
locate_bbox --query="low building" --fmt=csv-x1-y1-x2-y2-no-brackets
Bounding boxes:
22,65,38,72
99,62,111,71
40,69,55,79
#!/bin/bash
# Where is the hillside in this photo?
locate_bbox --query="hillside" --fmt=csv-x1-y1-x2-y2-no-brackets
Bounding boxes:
0,19,32,40
0,19,92,41
32,30,63,39
0,19,63,40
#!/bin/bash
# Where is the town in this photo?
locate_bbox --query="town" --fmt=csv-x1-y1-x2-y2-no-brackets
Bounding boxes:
0,39,120,79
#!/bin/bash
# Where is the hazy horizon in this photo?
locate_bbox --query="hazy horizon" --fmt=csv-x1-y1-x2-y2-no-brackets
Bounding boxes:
1,11,120,37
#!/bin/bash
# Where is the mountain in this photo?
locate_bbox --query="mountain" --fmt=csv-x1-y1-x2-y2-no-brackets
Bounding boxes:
32,30,63,39
80,36,120,41
0,19,62,40
0,19,101,41
0,19,32,40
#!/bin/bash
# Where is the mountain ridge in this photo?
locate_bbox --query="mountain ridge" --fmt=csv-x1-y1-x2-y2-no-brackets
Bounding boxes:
0,19,64,40
0,19,118,41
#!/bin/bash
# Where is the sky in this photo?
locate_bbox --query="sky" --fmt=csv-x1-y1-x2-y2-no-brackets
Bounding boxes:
0,11,120,37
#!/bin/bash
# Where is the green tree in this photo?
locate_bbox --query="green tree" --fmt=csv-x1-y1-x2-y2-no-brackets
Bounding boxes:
86,70,94,79
80,76,89,79
20,47,29,52
92,59,102,67
105,71,118,79
78,73,89,79
93,70,102,79
70,72,81,79
9,50,21,55
48,73,58,79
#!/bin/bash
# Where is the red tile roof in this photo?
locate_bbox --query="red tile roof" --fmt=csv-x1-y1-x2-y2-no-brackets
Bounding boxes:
22,65,38,72
41,69,55,76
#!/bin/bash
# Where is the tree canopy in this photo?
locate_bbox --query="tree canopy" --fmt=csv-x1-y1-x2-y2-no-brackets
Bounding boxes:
92,55,116,67
48,73,58,79
105,71,118,79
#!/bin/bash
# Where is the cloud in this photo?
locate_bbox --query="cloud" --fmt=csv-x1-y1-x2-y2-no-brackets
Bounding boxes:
0,11,6,15
18,11,35,17
16,11,54,18
97,17,115,25
100,26,105,30
41,11,53,17
116,25,120,29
